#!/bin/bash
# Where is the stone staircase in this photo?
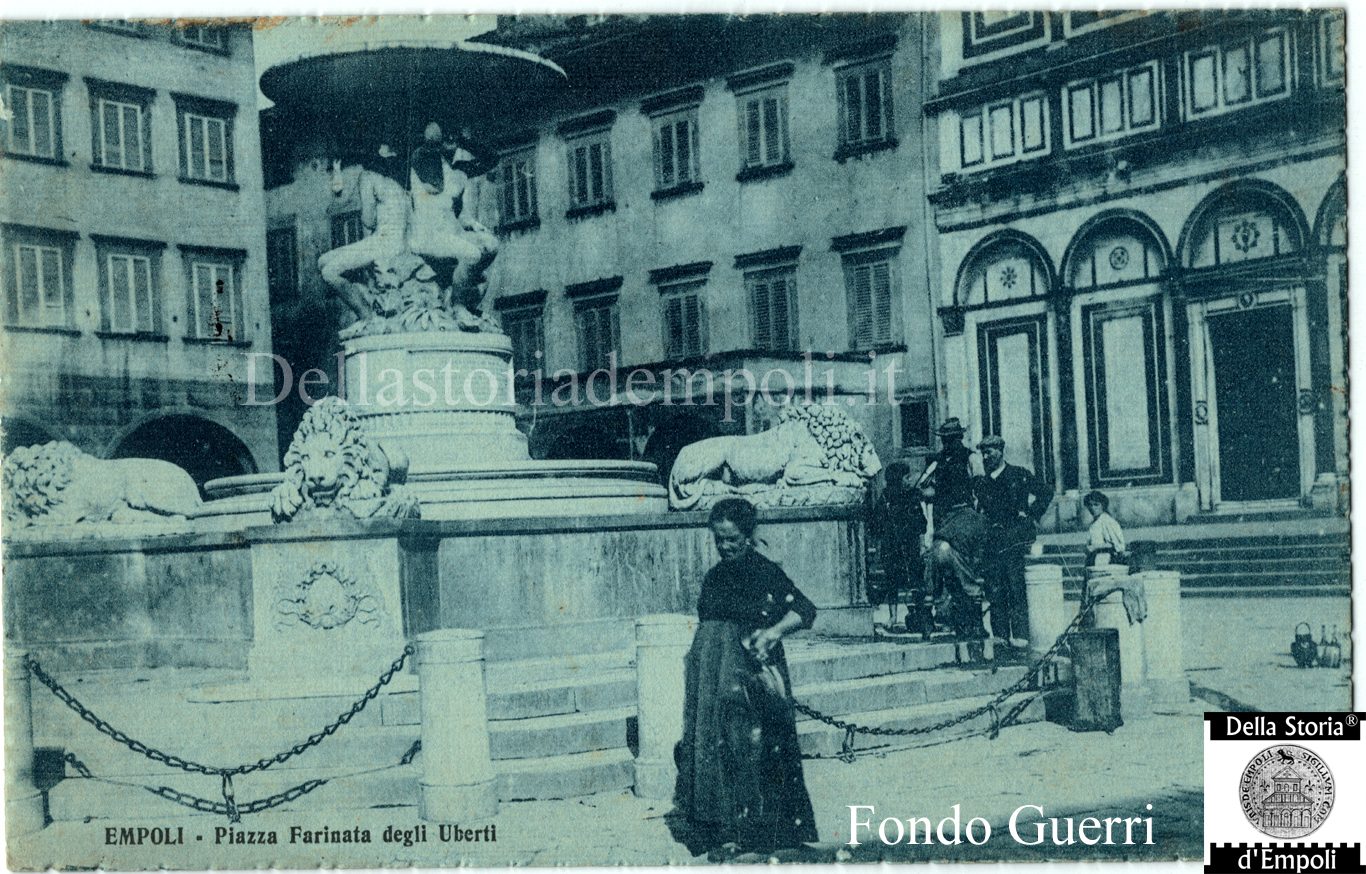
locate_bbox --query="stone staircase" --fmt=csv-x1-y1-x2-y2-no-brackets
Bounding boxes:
41,634,1043,821
1034,524,1350,598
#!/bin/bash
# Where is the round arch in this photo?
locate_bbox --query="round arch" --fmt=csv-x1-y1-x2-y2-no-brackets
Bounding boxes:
1,416,58,454
1177,179,1311,269
110,415,258,491
954,229,1056,307
1060,209,1173,290
1312,174,1346,249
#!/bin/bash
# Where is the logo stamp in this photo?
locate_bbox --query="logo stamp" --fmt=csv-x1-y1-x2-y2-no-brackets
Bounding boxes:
1238,744,1335,838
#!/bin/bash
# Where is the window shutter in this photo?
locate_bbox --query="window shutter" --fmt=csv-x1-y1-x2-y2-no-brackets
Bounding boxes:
782,274,798,349
844,75,863,144
10,88,32,154
674,119,690,184
133,257,152,332
651,124,663,188
664,296,682,357
880,68,894,140
601,141,614,201
847,263,873,348
689,116,700,181
745,98,762,167
762,97,780,164
865,70,883,140
526,160,538,217
873,261,893,343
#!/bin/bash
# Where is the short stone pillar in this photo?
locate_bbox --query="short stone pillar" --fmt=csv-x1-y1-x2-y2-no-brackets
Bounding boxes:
414,630,498,821
633,614,695,799
1141,570,1186,706
1087,567,1150,719
5,652,46,837
1024,564,1068,655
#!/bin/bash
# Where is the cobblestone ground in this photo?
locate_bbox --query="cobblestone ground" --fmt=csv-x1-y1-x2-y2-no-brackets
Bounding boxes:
6,595,1349,869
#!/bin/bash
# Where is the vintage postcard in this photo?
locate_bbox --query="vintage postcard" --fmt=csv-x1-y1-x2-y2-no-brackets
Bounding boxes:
0,8,1355,870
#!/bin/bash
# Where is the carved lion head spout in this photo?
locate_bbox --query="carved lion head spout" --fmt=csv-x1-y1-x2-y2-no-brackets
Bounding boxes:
270,397,419,523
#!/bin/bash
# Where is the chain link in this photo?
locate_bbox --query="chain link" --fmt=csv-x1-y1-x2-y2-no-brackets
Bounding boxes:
794,593,1098,754
26,644,414,779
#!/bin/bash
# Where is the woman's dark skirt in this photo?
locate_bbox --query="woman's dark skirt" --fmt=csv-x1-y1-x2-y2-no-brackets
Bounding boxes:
673,619,817,852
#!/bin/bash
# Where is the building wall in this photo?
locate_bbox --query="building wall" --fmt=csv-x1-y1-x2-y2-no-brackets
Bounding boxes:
0,21,277,478
925,10,1347,528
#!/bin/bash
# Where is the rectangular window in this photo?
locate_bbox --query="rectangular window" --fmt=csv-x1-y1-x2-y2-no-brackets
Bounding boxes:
266,226,298,303
502,306,545,373
844,254,896,349
1062,62,1161,148
837,60,894,149
1321,11,1345,84
92,96,150,172
497,150,538,227
566,133,613,212
1184,30,1290,119
956,91,1050,172
178,25,227,51
185,252,244,341
737,84,790,171
652,109,701,191
4,82,61,160
331,211,363,249
898,399,932,450
746,265,799,352
181,112,230,182
660,280,707,359
3,226,74,329
574,296,620,372
96,242,162,335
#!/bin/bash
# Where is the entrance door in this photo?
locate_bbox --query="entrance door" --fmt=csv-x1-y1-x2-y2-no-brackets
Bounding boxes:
978,315,1053,483
1206,305,1300,501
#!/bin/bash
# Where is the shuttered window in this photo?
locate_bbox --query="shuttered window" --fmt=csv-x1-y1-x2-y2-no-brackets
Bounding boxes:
661,280,707,358
567,135,613,210
498,151,538,226
503,306,545,373
575,297,620,372
746,266,799,351
837,62,894,147
652,110,701,190
186,255,244,341
738,85,790,170
5,83,60,159
93,96,149,172
5,233,73,328
844,256,895,349
101,251,158,333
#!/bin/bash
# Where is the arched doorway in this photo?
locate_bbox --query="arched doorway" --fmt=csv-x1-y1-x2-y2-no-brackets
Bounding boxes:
1178,181,1311,507
112,415,257,493
955,230,1058,487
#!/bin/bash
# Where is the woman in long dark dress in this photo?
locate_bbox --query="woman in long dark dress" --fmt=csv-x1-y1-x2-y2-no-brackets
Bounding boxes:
674,498,819,857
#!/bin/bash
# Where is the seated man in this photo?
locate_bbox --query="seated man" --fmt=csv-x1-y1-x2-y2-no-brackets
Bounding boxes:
924,497,990,640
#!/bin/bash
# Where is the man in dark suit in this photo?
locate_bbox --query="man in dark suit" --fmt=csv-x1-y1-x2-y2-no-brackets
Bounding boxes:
973,435,1050,646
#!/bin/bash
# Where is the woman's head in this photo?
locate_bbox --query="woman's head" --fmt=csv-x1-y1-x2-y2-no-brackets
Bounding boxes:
708,498,758,561
1083,490,1109,517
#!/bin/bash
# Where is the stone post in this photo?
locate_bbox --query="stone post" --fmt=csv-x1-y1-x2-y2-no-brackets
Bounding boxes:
633,614,695,799
1141,570,1186,706
1087,567,1150,718
414,630,498,821
5,652,46,837
1023,564,1068,655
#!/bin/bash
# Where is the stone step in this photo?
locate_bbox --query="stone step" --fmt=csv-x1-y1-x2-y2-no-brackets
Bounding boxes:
488,706,631,760
797,690,1048,758
491,748,635,802
784,639,959,684
792,665,1030,717
487,668,636,721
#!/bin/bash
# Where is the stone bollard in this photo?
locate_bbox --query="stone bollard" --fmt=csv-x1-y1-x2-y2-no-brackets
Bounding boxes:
414,630,499,822
1024,564,1068,655
5,651,46,838
1087,566,1150,719
1142,570,1186,707
633,614,695,799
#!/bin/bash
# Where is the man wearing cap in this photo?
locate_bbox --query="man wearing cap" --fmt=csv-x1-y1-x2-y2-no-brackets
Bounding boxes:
974,436,1051,647
916,418,989,640
916,418,975,514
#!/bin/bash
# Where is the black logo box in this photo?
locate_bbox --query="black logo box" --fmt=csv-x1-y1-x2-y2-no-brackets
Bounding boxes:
1206,713,1362,741
1207,843,1363,874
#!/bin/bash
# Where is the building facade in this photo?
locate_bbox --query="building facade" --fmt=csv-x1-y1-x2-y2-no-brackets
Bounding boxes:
0,20,277,486
260,15,941,478
925,10,1346,529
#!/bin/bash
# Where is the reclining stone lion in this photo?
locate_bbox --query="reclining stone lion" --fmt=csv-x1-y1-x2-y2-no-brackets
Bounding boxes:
2,441,202,528
668,403,881,510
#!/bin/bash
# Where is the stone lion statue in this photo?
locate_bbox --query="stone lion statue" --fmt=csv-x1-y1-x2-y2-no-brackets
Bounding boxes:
270,396,420,523
668,403,882,510
2,441,202,528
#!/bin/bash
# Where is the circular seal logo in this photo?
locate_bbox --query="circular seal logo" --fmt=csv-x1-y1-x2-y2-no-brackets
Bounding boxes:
1238,745,1334,838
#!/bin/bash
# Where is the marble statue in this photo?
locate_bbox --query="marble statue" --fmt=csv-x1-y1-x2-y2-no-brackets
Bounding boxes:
667,402,882,510
2,441,202,528
270,396,420,522
319,123,500,339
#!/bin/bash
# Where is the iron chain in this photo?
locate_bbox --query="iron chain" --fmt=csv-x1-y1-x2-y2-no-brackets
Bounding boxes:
26,644,414,779
793,593,1097,750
